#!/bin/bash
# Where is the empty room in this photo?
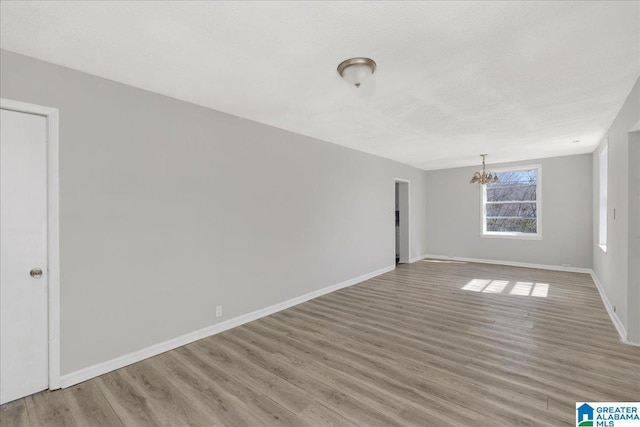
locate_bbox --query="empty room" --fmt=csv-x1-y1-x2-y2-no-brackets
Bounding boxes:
1,1,639,426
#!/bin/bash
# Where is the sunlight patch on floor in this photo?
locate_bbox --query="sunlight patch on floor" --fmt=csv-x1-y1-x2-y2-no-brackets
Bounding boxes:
531,283,549,297
483,280,509,293
511,282,533,296
461,279,490,291
462,279,550,297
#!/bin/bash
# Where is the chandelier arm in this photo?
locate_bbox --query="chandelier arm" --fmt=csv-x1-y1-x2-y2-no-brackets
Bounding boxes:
470,154,498,185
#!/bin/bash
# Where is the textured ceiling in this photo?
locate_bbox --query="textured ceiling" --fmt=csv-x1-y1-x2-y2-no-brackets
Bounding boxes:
1,1,638,170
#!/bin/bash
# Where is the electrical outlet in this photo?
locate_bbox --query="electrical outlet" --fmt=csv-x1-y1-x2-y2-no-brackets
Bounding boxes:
216,305,223,318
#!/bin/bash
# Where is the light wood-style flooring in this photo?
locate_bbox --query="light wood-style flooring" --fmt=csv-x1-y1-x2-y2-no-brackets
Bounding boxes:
2,260,639,426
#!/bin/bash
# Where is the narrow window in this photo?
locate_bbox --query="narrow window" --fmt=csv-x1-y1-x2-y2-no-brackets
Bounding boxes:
599,143,608,252
482,166,541,239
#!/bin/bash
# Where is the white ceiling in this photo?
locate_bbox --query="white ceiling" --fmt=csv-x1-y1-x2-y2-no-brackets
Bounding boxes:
1,1,638,170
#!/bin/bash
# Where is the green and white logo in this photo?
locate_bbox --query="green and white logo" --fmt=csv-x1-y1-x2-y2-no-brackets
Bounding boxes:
576,402,640,427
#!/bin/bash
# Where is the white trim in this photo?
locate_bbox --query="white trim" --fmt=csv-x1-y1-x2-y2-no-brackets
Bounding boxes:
409,254,428,263
481,164,542,240
415,254,591,273
59,264,395,388
589,271,627,344
394,178,410,264
590,271,640,347
0,99,61,390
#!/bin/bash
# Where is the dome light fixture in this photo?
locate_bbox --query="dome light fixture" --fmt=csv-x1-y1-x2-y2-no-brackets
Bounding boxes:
470,154,500,185
337,57,377,88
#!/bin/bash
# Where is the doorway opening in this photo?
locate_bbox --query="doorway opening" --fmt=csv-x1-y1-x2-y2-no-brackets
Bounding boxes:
395,179,410,264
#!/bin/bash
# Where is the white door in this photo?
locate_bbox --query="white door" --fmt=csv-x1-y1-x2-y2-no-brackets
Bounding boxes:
0,108,49,405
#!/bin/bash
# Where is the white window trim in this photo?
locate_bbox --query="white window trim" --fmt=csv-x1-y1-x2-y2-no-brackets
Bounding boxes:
480,164,542,240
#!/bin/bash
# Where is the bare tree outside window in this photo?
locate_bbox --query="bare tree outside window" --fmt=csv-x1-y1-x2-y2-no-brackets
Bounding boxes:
484,168,538,234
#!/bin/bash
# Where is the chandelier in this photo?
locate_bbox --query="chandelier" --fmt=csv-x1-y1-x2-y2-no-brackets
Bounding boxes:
469,154,499,185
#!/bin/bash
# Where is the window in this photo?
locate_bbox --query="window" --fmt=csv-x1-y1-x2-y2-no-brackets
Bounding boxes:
482,165,541,239
599,143,608,252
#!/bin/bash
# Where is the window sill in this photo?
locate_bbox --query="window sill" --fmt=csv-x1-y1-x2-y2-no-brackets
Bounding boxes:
481,233,542,240
599,244,607,253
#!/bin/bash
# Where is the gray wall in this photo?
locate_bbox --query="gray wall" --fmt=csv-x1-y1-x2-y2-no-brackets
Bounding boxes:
592,77,640,342
0,50,429,375
424,154,593,268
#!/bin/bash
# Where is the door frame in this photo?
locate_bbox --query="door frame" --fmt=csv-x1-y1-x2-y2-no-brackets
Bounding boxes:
394,178,410,263
1,98,61,390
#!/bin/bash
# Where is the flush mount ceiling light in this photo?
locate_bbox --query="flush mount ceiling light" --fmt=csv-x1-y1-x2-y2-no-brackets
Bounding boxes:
469,154,500,185
337,57,377,88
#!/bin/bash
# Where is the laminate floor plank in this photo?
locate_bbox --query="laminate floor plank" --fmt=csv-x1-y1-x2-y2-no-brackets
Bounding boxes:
0,399,30,427
173,345,309,427
257,333,460,427
193,337,315,415
24,391,76,427
301,291,640,390
62,381,123,427
330,281,639,374
296,403,358,427
150,351,264,427
94,371,163,427
268,305,555,413
239,322,481,426
1,260,638,426
251,311,557,426
212,333,404,427
122,359,214,426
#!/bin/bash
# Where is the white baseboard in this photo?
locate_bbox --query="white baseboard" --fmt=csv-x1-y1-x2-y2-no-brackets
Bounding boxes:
414,254,592,274
59,264,395,388
589,271,640,347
